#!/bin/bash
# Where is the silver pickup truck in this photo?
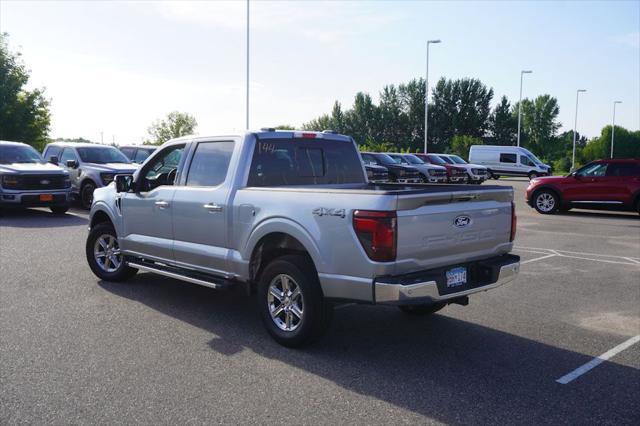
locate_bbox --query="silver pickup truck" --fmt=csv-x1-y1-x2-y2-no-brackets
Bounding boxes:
86,130,520,346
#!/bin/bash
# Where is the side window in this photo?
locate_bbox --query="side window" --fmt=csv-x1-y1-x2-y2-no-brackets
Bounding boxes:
500,153,517,163
140,145,185,191
120,148,135,160
520,155,534,166
606,163,639,177
579,163,608,177
60,148,77,164
186,141,235,187
45,146,61,159
134,149,152,163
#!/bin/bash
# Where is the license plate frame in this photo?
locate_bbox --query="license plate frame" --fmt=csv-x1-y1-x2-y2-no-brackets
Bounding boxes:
446,266,467,288
39,194,54,202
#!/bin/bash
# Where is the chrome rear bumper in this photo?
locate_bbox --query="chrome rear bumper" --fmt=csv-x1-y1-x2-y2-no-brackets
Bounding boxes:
374,254,520,305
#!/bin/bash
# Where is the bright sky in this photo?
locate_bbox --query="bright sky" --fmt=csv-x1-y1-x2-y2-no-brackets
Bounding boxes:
1,0,638,145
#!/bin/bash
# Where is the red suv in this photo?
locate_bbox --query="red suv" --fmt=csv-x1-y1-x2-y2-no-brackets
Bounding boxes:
526,159,640,215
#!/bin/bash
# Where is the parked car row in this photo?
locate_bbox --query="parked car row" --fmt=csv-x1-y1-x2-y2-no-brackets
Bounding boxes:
360,151,489,184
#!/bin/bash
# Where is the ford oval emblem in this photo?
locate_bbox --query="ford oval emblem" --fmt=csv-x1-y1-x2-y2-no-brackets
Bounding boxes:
40,179,50,185
453,215,471,228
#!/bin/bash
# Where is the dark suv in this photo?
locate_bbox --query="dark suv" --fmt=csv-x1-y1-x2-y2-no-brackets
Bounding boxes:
360,152,422,183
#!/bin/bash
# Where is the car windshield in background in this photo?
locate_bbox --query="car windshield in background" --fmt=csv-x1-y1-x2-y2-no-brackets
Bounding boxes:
248,139,366,186
376,154,398,166
388,155,403,164
404,155,425,164
522,148,544,165
449,155,467,164
77,147,129,164
0,145,44,164
427,155,447,165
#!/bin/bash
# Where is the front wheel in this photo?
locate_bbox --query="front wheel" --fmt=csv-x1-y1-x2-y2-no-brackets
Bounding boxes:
398,302,446,316
533,190,559,214
86,222,137,281
258,254,333,347
528,172,538,180
80,181,96,209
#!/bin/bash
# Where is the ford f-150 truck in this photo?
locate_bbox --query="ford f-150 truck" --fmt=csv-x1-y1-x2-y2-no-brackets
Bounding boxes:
0,141,71,214
86,130,520,346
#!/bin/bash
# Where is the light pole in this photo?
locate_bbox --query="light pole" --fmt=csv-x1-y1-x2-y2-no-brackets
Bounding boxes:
245,0,250,130
571,89,586,171
424,39,441,154
516,70,532,147
611,101,622,158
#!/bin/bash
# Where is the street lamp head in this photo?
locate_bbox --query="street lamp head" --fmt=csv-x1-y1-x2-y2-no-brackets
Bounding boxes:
428,39,441,44
521,70,533,74
614,100,622,104
577,89,587,93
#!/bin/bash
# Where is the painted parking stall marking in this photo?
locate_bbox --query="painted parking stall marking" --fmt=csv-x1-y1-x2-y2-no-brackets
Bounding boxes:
556,335,640,384
515,246,640,267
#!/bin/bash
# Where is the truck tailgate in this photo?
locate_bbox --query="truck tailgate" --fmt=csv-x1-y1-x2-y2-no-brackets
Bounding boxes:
394,188,514,273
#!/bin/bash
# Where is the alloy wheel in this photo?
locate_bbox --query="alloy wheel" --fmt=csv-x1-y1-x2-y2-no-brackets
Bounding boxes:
267,274,304,332
93,234,122,273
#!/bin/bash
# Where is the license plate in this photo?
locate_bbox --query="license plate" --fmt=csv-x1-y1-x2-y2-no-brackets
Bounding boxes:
39,194,53,202
446,267,467,288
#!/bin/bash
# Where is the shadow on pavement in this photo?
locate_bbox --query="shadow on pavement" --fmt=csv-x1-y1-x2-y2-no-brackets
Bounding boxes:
0,207,87,228
98,273,639,425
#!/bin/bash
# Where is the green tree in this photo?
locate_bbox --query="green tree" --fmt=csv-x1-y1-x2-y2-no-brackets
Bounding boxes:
449,135,482,160
580,125,640,162
274,124,295,130
146,111,197,145
343,92,379,145
489,96,516,145
378,85,408,148
516,95,561,159
398,78,426,151
0,33,51,150
430,78,493,148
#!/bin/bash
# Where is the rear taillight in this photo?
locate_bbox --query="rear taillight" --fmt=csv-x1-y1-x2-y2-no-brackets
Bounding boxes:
510,201,517,242
353,210,397,262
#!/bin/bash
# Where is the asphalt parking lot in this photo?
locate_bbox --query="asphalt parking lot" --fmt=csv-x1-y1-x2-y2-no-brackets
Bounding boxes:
1,178,638,425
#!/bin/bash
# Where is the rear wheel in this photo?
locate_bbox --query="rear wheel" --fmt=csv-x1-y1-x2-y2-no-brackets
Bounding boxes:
86,222,137,281
533,190,559,214
258,254,333,347
50,206,69,215
398,302,446,316
489,171,500,179
80,181,96,209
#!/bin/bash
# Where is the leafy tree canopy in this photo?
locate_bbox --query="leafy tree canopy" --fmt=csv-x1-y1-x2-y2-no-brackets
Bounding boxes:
146,111,197,145
0,33,51,150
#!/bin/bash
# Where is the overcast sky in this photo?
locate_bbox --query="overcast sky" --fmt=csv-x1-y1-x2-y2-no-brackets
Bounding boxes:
1,0,638,145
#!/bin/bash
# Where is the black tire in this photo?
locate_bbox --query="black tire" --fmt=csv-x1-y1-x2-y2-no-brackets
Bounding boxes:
489,171,500,180
398,302,446,316
80,181,96,209
50,206,69,215
86,222,137,281
533,189,559,215
528,172,538,180
257,254,333,347
635,198,640,216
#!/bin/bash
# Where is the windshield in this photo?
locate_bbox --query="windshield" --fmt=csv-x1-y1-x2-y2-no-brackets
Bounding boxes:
387,155,404,164
436,155,454,164
0,145,44,164
522,148,544,165
77,146,129,164
449,155,467,164
404,154,425,164
424,154,447,165
376,154,399,166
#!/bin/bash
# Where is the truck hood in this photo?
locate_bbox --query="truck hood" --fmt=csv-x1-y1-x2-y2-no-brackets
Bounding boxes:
0,162,68,175
84,163,138,173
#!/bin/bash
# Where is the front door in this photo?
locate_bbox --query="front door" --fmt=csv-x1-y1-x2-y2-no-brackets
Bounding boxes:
119,144,185,262
171,139,236,276
59,148,81,191
565,162,610,203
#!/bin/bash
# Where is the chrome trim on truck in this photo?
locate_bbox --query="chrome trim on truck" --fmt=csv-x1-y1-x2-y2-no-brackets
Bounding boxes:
374,258,520,305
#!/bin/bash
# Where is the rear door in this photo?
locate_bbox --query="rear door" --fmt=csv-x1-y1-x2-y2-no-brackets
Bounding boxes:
604,163,640,204
171,139,236,276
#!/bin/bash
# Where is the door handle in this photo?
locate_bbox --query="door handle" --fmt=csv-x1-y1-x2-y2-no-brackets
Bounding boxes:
204,203,223,212
155,200,169,208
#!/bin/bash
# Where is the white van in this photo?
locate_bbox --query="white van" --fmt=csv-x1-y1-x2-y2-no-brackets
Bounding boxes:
468,145,551,179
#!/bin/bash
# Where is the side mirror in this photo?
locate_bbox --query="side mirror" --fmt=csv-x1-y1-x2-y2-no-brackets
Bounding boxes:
115,175,133,193
66,160,78,169
49,156,59,165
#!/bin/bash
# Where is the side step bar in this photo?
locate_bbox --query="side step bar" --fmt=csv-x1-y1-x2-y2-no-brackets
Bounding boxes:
127,261,231,290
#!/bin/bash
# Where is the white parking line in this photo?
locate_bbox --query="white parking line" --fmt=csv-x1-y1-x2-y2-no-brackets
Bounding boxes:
520,254,557,265
556,335,640,384
515,246,640,266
